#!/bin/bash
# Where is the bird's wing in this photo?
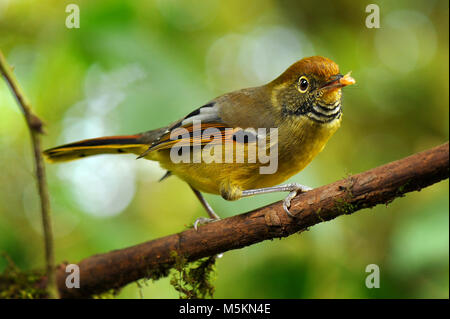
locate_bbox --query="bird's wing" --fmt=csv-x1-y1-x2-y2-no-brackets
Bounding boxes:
139,102,258,157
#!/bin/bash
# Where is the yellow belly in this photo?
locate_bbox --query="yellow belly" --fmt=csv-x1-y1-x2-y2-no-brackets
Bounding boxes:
149,116,342,196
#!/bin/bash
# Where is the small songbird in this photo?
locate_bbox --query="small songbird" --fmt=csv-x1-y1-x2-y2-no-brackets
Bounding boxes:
44,56,355,227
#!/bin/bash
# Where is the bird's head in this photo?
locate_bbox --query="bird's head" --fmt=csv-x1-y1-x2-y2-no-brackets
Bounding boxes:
270,56,355,123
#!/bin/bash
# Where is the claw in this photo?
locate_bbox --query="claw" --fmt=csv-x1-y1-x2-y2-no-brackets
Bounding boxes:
193,217,220,231
283,191,297,218
283,183,312,218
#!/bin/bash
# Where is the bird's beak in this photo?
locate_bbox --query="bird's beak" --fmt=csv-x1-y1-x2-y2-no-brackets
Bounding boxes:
321,72,356,90
339,72,356,86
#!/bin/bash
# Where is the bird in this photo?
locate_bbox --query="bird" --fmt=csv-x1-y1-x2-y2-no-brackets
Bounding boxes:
44,56,355,228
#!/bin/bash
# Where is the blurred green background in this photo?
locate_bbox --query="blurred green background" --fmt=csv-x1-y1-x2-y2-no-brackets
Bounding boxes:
0,0,448,298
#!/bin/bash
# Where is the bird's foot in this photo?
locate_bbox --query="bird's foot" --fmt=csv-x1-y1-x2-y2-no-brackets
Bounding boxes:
193,216,221,231
282,183,313,218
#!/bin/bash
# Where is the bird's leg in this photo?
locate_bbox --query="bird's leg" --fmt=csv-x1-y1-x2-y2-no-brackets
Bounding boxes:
241,183,312,217
190,185,221,230
190,186,225,258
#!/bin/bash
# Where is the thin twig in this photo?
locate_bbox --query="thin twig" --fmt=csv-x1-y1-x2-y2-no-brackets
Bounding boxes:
54,142,448,298
0,50,58,298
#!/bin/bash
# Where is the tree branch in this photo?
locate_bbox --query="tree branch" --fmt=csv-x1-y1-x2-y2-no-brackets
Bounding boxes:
55,142,449,298
0,51,58,298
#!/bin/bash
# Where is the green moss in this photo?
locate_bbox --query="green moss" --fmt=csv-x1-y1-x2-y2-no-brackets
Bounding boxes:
396,181,411,197
133,251,217,299
334,177,357,215
334,197,357,215
169,251,216,299
145,263,172,282
314,207,325,222
91,289,118,299
0,254,47,299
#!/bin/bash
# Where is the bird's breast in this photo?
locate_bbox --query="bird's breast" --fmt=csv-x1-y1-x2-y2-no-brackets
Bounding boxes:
276,115,342,178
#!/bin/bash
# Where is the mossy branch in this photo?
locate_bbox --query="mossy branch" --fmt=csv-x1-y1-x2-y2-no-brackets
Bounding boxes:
52,142,448,298
0,50,58,298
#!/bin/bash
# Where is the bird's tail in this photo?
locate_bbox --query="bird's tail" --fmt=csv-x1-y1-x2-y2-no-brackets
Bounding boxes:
43,135,148,163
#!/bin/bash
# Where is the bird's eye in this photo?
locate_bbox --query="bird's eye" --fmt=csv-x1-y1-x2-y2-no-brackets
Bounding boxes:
298,76,309,93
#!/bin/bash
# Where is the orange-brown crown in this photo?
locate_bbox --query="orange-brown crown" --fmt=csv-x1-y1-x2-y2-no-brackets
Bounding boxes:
271,56,340,85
